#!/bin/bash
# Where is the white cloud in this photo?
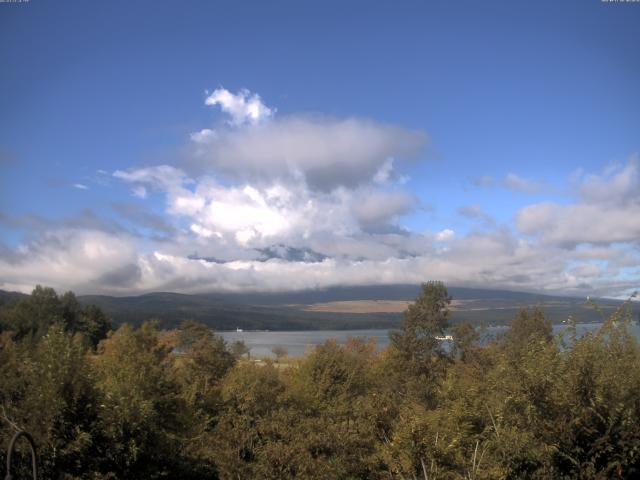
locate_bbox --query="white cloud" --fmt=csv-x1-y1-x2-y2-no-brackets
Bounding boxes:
205,88,273,126
190,223,219,239
474,173,542,194
185,88,424,195
2,89,636,299
114,161,421,255
113,165,186,190
571,245,638,269
503,173,541,193
435,229,455,242
372,157,409,184
457,204,495,225
190,128,216,143
183,181,422,252
351,190,417,230
568,263,601,279
0,229,140,293
517,158,640,247
517,202,640,247
73,183,89,190
132,185,147,198
1,220,636,297
577,156,639,206
186,115,425,190
199,184,291,240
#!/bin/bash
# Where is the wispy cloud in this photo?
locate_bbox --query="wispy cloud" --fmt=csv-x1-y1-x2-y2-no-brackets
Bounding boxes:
517,157,640,247
112,202,176,236
473,175,494,188
473,173,543,194
457,204,495,226
503,173,542,193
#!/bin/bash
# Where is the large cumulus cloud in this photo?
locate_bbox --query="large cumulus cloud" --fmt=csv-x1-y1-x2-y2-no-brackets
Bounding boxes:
187,89,425,190
187,117,425,190
1,89,638,298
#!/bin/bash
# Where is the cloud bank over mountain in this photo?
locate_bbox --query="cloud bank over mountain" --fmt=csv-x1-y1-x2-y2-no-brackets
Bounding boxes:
1,89,638,298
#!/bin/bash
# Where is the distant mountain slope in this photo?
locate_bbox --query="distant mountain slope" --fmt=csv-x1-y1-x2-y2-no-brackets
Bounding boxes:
194,284,585,305
1,285,628,331
77,285,627,330
0,289,27,306
77,292,402,331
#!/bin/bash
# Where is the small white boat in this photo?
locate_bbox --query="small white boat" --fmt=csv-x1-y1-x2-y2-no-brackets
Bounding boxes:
236,327,243,333
435,334,453,341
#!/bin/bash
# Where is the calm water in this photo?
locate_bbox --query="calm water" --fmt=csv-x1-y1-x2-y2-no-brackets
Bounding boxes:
221,323,640,358
221,329,391,358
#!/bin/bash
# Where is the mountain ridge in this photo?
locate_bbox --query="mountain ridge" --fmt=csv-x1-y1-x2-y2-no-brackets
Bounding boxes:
2,285,629,331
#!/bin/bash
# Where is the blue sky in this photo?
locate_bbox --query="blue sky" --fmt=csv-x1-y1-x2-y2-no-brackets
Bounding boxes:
1,0,639,297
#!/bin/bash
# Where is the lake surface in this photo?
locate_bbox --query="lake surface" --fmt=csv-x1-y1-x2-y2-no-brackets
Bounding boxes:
221,322,640,358
221,329,391,358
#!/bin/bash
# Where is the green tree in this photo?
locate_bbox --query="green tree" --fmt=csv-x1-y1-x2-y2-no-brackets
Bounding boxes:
387,281,451,404
93,321,186,478
271,345,288,361
230,340,250,359
61,291,112,347
1,286,62,339
0,287,111,346
548,306,640,477
281,339,382,478
0,324,102,478
212,362,285,479
451,322,479,362
175,320,236,402
504,306,553,350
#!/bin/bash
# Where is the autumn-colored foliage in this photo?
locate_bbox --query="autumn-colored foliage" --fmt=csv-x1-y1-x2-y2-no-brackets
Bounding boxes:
1,283,639,478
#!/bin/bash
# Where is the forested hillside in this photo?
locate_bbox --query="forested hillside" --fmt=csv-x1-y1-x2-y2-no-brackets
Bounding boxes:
76,291,402,331
1,283,639,479
0,285,622,330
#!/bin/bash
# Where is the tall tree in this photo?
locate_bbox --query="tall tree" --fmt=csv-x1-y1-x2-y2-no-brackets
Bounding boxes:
387,281,451,404
93,321,185,478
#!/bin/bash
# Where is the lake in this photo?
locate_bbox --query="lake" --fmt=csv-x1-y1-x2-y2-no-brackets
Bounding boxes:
221,322,640,358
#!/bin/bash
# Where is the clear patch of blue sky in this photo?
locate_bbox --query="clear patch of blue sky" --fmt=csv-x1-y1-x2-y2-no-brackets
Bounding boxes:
1,0,639,240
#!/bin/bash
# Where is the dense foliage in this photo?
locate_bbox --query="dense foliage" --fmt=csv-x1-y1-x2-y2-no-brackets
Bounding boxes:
1,282,639,479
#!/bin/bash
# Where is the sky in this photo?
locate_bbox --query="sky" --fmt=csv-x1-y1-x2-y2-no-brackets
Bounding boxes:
0,0,639,297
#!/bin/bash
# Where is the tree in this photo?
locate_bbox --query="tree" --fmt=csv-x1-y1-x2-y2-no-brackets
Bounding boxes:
0,287,111,346
391,281,451,357
173,320,235,417
2,283,638,479
78,304,112,347
504,307,552,351
212,362,285,479
272,345,288,361
175,320,236,392
230,340,250,359
548,307,640,477
1,286,62,339
387,281,452,404
61,291,111,347
0,324,102,478
93,321,185,478
451,322,479,362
